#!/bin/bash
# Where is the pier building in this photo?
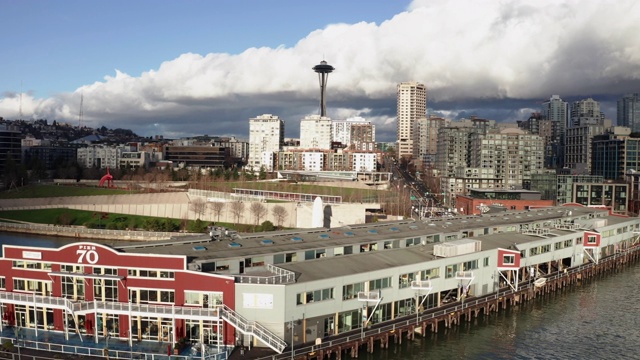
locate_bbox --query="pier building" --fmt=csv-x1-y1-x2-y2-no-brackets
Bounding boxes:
0,205,639,359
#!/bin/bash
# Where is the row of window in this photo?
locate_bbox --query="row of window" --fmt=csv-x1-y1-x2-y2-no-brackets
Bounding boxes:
300,258,489,305
11,262,175,279
127,269,175,279
12,261,52,270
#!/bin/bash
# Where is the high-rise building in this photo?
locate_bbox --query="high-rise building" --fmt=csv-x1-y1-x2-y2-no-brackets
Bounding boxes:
417,115,446,168
396,82,427,159
541,95,569,168
564,118,611,175
617,93,640,132
592,126,640,180
248,114,284,171
570,98,604,127
332,117,375,150
0,124,22,180
300,115,332,150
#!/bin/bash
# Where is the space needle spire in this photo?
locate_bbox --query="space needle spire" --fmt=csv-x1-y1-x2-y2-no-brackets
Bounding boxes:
312,60,335,117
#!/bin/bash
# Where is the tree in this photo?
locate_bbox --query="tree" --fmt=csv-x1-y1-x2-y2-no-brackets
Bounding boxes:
250,202,268,226
271,205,288,228
259,220,275,232
189,198,207,219
229,201,245,225
209,202,226,222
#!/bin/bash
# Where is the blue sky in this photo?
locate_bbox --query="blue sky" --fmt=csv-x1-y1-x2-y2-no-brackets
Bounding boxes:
1,0,640,141
2,0,409,98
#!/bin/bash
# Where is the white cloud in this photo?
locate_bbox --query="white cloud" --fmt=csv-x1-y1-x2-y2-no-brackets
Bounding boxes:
1,0,639,140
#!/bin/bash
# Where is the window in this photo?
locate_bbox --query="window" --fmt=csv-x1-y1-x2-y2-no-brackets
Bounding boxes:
422,268,439,279
445,264,459,279
587,235,598,244
0,277,4,289
131,289,175,304
483,257,489,267
369,277,391,290
399,272,416,289
463,260,478,270
503,254,515,265
405,238,420,247
342,282,365,300
296,287,334,305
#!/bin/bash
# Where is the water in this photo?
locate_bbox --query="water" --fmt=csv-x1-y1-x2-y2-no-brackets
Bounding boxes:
363,264,640,360
2,233,638,359
0,232,78,256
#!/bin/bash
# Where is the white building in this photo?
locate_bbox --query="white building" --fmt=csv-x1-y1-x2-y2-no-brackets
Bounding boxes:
397,82,427,159
249,114,284,171
301,152,325,171
351,152,377,172
77,144,130,169
332,117,375,150
300,115,332,150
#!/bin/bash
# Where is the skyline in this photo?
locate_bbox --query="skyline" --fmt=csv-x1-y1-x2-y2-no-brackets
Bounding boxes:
1,0,640,141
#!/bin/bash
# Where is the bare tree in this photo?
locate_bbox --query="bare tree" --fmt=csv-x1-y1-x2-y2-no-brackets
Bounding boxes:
250,202,268,225
189,198,207,219
229,201,245,225
209,201,226,223
272,205,288,228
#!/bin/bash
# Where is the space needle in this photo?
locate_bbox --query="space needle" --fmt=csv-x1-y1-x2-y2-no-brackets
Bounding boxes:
312,60,335,117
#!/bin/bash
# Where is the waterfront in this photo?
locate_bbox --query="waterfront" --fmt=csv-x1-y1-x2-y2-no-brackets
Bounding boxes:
1,233,638,360
362,263,640,360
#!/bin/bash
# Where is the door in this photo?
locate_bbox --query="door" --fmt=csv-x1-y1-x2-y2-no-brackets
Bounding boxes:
323,317,334,337
161,325,172,342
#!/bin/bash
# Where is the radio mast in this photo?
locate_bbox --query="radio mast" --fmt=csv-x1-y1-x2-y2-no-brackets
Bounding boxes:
78,93,84,128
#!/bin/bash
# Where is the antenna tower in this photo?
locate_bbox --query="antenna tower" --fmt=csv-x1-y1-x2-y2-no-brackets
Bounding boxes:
19,81,23,120
78,93,84,128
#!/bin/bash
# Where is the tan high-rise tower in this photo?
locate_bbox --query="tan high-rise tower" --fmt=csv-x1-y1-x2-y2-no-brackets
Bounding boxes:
397,82,427,158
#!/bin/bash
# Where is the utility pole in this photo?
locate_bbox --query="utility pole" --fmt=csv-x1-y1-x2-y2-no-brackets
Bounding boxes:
290,319,295,360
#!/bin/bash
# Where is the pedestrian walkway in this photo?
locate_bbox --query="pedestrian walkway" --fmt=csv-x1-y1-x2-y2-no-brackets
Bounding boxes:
0,326,229,359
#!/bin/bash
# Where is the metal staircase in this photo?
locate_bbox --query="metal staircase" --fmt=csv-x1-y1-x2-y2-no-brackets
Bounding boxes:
220,305,287,353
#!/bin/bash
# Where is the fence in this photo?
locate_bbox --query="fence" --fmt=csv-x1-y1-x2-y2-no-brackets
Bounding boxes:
0,338,229,360
0,222,192,241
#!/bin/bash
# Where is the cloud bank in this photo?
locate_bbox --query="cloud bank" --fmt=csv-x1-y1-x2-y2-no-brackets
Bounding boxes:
1,0,639,141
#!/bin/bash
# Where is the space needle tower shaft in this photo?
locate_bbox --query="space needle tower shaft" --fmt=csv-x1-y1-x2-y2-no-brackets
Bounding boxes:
312,60,335,117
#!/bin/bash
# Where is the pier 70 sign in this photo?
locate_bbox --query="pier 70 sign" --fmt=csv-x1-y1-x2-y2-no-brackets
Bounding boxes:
76,245,99,264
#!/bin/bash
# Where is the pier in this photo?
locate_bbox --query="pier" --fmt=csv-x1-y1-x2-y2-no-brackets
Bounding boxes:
248,244,640,360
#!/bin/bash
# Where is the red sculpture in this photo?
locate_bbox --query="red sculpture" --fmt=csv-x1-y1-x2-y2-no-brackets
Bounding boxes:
98,167,114,188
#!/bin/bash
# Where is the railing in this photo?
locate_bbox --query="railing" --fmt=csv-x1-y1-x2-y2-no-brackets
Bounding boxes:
0,292,75,311
254,244,640,360
220,305,287,353
0,221,187,241
0,337,229,360
234,264,296,284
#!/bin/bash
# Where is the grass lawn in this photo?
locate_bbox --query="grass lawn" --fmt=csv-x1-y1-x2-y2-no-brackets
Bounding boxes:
0,184,133,199
0,208,153,228
0,208,258,233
